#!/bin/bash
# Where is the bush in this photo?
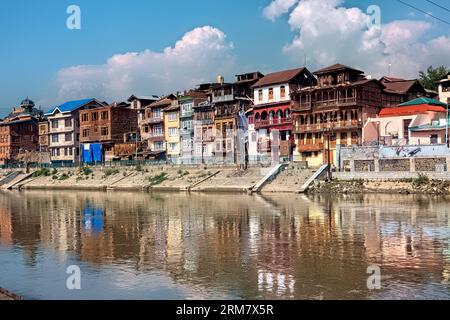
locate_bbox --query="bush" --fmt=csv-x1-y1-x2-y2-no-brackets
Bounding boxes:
52,175,58,180
104,168,120,177
135,165,143,172
148,172,168,186
58,173,69,181
32,168,51,177
51,168,58,175
413,174,430,188
80,167,93,176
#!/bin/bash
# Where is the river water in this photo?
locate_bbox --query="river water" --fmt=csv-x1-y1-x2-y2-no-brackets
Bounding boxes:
0,190,450,300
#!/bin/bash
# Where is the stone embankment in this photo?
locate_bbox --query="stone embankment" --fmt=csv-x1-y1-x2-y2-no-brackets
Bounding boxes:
309,174,450,195
0,287,21,300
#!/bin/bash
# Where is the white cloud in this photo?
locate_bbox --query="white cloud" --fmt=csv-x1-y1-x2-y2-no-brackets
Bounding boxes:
263,0,299,21
57,26,235,102
265,0,450,78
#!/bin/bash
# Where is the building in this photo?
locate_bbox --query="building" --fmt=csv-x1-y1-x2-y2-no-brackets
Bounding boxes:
380,77,428,107
79,102,138,162
250,67,317,161
0,98,42,165
438,72,450,105
163,100,181,162
193,98,215,163
363,97,449,146
179,91,208,164
127,95,159,134
212,72,263,162
140,95,177,159
291,63,423,167
45,98,105,165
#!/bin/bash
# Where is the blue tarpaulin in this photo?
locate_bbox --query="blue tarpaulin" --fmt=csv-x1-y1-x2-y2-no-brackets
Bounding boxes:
83,205,105,233
82,143,103,163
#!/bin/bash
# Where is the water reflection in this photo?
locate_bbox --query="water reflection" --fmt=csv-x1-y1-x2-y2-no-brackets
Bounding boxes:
0,191,450,300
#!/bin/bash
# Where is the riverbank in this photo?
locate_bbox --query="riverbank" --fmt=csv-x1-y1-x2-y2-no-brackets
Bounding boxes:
0,288,21,301
309,175,450,195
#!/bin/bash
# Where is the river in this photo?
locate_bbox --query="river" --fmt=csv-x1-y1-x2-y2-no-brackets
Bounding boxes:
1,190,450,300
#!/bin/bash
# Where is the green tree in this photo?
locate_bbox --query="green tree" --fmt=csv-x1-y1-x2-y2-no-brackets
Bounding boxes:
419,65,449,91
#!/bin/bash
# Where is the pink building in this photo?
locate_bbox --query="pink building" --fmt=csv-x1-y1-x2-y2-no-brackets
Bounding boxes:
363,98,448,146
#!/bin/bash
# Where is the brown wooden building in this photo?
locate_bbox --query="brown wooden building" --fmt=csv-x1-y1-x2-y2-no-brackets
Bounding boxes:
79,102,138,161
291,64,424,167
0,99,42,165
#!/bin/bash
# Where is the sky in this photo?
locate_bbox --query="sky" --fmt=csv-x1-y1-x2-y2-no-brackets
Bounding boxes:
1,0,450,116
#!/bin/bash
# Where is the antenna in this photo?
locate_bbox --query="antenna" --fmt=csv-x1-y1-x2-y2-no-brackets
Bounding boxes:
388,63,392,77
304,54,307,67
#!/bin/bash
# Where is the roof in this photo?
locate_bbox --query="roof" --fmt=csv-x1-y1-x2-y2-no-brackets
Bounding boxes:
380,78,422,95
252,67,307,88
127,95,159,102
400,97,448,107
149,97,175,108
314,63,363,75
410,124,447,132
379,105,447,117
45,98,97,116
163,104,180,112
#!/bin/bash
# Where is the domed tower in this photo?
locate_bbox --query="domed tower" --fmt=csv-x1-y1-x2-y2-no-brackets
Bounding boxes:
20,97,35,112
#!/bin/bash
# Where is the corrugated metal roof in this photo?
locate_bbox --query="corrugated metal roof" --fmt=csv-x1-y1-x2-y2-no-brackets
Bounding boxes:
45,98,97,115
379,105,447,117
399,97,447,107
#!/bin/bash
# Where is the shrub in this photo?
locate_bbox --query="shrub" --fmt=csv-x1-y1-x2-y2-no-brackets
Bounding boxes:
52,175,58,180
104,168,120,177
58,173,69,181
51,168,58,175
148,172,168,186
80,167,93,176
135,165,143,172
413,174,430,188
32,168,51,177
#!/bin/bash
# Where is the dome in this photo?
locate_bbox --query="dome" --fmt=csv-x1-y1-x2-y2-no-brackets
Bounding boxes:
20,98,35,109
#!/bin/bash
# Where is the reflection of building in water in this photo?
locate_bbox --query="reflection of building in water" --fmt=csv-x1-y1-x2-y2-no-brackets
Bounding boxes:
0,205,12,246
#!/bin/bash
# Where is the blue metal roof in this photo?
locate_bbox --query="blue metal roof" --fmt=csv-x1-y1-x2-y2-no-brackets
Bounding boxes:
45,98,96,116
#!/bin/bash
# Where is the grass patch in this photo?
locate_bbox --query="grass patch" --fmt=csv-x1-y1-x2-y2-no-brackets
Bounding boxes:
148,172,168,186
413,174,430,188
32,168,51,177
58,173,70,181
104,168,120,178
79,167,93,176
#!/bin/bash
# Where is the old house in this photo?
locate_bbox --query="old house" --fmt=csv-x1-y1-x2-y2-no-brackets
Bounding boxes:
363,97,449,146
0,98,42,165
249,67,317,161
438,72,450,105
179,90,209,164
291,64,423,167
79,102,138,162
140,94,177,159
163,100,181,162
45,98,105,165
127,95,159,132
380,77,428,107
213,72,263,161
193,88,215,162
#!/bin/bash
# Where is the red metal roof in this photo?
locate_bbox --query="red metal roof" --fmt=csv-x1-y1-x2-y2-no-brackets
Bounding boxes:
379,104,447,117
252,68,307,88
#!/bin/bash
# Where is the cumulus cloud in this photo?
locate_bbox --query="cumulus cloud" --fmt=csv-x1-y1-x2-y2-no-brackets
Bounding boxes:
263,0,299,21
265,0,450,78
57,26,235,102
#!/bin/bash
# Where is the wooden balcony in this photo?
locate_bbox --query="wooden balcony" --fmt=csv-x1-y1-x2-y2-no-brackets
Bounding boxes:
148,134,165,141
294,120,362,133
292,97,360,111
297,142,324,152
254,117,292,129
144,117,163,124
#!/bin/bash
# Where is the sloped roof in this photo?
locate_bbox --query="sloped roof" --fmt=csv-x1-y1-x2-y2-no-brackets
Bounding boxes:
314,63,363,75
252,68,307,88
379,105,447,117
127,95,159,102
45,98,97,115
400,97,447,107
381,78,422,95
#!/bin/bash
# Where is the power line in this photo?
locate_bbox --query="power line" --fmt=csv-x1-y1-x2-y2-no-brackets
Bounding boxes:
426,0,450,13
396,0,450,26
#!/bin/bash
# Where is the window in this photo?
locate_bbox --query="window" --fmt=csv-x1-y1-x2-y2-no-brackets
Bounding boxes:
153,109,162,119
64,148,68,156
76,133,80,142
153,125,163,136
431,134,438,144
56,148,60,156
154,141,164,150
52,134,59,143
82,129,89,138
51,120,59,129
168,112,178,121
269,88,274,100
65,119,72,127
169,128,178,137
69,148,73,156
143,125,149,133
101,127,109,136
169,143,178,151
65,133,72,142
81,113,89,122
101,111,109,120
280,86,286,99
258,89,263,102
92,112,98,121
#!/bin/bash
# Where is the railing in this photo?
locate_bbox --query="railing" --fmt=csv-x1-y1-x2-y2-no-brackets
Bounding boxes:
297,143,324,152
255,117,292,128
143,117,163,124
292,97,359,111
180,111,194,118
148,134,165,141
295,120,362,132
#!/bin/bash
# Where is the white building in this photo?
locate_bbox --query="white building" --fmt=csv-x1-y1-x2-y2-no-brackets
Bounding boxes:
45,99,104,165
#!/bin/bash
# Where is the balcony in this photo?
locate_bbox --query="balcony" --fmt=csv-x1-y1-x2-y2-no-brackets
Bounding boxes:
148,134,165,141
254,117,292,129
194,135,214,143
294,120,362,133
180,111,194,118
212,94,234,103
292,97,360,111
298,142,324,152
143,117,163,124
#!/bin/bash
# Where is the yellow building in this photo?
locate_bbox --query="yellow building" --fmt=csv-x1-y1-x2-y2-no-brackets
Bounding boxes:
164,101,181,161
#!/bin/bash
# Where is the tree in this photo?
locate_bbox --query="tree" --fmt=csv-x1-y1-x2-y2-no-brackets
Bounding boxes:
419,65,449,91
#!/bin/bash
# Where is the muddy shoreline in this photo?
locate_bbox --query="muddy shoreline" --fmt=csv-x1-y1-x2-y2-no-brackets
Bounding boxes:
0,288,22,301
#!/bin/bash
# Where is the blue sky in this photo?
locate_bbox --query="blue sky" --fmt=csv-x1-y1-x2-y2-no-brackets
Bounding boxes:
1,0,449,116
